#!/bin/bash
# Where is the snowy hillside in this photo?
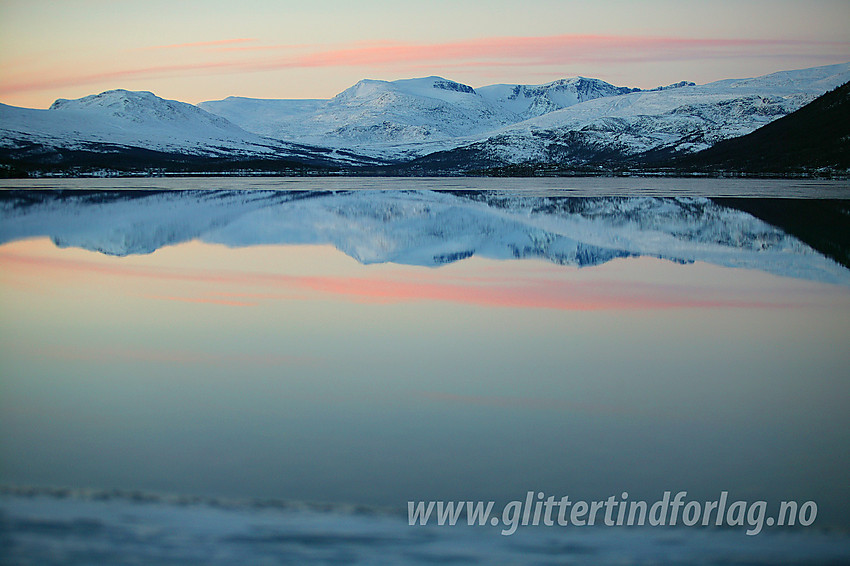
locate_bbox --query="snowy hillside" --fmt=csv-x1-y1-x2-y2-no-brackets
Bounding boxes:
1,190,846,284
441,62,850,166
476,77,641,119
2,62,848,172
194,97,325,140
3,90,270,155
199,75,644,159
203,76,524,159
0,90,376,167
196,63,850,164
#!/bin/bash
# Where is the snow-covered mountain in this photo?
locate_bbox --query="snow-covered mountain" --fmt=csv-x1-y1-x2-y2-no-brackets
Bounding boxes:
201,76,523,160
2,62,848,173
199,75,647,159
476,77,642,119
407,62,850,169
197,63,849,164
0,89,379,168
192,97,326,141
1,190,847,285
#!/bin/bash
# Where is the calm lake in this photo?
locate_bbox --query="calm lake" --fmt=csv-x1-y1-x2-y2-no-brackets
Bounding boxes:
1,177,849,564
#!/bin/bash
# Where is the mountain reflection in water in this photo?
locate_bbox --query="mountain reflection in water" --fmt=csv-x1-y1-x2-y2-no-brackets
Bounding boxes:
1,189,848,282
1,186,849,565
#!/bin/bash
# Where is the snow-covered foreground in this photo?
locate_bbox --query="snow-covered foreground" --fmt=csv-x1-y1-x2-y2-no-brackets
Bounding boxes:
2,488,848,565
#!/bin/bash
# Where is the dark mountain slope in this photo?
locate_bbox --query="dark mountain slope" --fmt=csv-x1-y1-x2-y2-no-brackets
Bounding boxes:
676,82,850,173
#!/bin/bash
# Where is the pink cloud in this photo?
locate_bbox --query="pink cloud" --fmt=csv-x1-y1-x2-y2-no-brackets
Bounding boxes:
0,60,253,96
292,35,722,67
2,33,847,98
258,34,850,71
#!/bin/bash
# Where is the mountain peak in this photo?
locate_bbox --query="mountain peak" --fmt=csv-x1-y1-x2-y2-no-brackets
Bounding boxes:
476,76,638,119
50,89,159,111
46,89,240,130
646,81,696,92
332,76,477,104
391,76,476,95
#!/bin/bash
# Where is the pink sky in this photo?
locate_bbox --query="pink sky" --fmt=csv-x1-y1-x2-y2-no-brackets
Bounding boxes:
0,1,848,107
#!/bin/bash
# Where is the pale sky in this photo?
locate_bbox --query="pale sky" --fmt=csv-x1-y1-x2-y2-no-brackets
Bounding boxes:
1,0,848,108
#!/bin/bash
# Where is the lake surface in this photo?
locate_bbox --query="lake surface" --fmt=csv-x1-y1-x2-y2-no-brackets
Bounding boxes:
1,178,849,564
3,175,850,197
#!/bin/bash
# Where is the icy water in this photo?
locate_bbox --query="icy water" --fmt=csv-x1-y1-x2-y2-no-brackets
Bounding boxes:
1,178,849,564
2,175,850,197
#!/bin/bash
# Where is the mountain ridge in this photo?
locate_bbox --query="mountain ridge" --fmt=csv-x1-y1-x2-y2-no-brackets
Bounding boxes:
199,75,666,158
1,62,848,176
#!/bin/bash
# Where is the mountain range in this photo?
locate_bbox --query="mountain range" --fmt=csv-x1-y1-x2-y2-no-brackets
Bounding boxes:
1,62,848,176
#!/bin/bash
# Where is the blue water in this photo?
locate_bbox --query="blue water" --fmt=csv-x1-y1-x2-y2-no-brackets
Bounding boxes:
1,178,849,564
